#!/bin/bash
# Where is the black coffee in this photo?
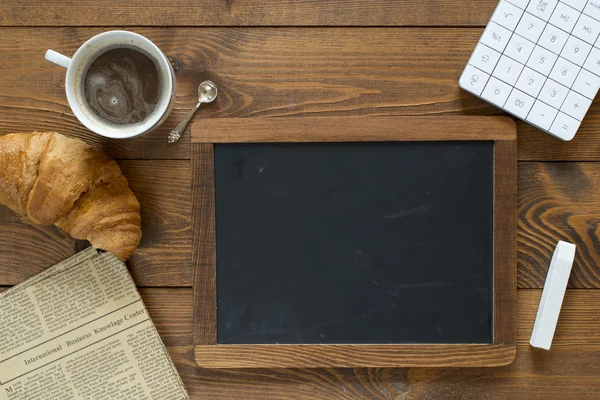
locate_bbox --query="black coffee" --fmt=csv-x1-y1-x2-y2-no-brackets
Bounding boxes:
83,48,160,125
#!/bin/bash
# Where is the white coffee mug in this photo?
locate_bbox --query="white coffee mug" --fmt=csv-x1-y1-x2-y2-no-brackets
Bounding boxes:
45,30,175,139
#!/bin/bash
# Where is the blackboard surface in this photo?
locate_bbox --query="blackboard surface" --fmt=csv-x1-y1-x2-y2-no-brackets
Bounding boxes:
214,142,494,345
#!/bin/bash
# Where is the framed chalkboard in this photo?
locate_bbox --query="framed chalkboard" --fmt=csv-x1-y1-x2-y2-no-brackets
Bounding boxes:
191,116,517,368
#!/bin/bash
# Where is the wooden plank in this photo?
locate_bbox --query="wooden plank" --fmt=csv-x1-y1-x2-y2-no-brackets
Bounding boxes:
403,347,600,400
3,27,600,161
121,160,192,286
516,290,600,346
139,288,193,346
494,141,517,345
172,346,600,399
191,144,217,345
518,162,600,289
0,1,498,27
192,116,516,142
518,118,600,161
0,160,191,286
195,344,517,369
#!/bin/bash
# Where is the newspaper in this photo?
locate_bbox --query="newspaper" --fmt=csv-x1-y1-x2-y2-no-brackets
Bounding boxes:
0,247,189,400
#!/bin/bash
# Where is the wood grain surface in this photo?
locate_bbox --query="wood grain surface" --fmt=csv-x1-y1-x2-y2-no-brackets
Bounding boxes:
179,346,600,400
192,116,516,142
0,1,498,27
1,6,599,397
149,289,600,398
195,344,516,369
3,27,600,161
2,160,600,289
139,288,193,346
165,289,600,398
2,286,599,398
518,162,600,289
174,344,600,400
191,144,217,345
9,283,599,397
0,160,191,287
493,140,517,346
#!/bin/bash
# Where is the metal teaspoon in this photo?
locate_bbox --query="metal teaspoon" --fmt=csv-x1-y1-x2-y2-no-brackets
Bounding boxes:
168,80,218,143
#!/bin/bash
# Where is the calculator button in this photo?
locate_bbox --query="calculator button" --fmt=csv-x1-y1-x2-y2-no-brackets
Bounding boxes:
539,24,569,54
583,1,600,21
459,65,491,96
561,90,592,120
526,100,559,130
561,0,587,11
516,12,546,42
527,0,559,21
595,30,600,47
480,21,513,52
482,77,513,106
516,66,547,96
493,55,525,85
571,68,600,98
506,0,531,9
505,33,536,63
504,89,536,118
492,0,525,30
572,14,600,44
583,46,600,75
549,57,581,86
469,43,502,74
549,111,581,140
539,78,570,108
561,36,592,66
549,2,580,32
527,45,558,75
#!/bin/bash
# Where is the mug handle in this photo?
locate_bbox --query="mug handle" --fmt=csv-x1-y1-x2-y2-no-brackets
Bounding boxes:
45,49,71,69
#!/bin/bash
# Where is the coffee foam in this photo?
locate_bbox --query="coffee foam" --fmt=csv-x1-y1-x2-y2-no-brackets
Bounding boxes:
83,48,159,126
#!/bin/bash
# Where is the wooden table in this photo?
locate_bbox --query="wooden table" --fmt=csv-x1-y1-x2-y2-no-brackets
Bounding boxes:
1,1,600,398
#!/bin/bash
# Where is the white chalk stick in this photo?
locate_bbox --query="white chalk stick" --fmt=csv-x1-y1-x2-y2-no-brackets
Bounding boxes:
530,240,576,350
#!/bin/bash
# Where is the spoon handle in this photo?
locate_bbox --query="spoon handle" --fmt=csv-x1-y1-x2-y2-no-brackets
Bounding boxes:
168,101,202,143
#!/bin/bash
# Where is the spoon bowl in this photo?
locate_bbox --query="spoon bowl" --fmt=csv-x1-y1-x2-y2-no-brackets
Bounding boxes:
198,80,218,103
168,80,218,143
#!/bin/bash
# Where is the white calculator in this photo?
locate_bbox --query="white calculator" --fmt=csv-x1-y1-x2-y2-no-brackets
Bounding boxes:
459,0,600,141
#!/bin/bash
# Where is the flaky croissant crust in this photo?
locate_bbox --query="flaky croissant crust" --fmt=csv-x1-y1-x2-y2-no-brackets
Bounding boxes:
0,132,141,260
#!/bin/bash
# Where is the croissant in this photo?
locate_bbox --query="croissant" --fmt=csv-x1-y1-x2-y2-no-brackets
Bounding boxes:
0,132,141,260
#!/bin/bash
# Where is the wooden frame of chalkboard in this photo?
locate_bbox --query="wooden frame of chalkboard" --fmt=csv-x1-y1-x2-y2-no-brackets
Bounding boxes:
191,116,517,368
